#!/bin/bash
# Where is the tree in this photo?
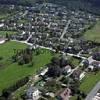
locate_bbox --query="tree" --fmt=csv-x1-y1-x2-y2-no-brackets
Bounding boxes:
82,60,89,69
92,52,100,61
47,64,61,78
2,76,29,99
51,57,60,65
12,48,33,65
5,33,10,41
60,57,68,68
77,95,82,100
81,92,87,98
70,80,80,94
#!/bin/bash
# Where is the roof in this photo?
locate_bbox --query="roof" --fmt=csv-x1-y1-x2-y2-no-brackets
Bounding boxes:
27,86,38,95
73,69,82,76
57,88,71,100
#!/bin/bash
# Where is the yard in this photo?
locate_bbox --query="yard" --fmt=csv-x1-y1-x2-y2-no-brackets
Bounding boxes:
80,72,100,93
84,21,100,43
70,72,100,100
67,56,81,68
0,41,53,93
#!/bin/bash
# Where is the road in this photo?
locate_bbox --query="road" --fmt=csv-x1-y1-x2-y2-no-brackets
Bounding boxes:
26,34,32,42
11,39,87,79
11,39,88,99
12,39,87,60
60,20,71,39
85,81,100,100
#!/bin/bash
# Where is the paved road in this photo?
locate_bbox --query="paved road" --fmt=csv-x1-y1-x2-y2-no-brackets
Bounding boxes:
85,82,100,100
12,39,87,77
26,34,32,42
60,20,71,39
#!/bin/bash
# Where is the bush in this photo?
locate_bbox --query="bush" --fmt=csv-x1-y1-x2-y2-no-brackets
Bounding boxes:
0,57,3,60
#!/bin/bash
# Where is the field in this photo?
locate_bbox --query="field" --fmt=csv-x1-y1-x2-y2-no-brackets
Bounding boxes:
80,72,100,93
67,56,81,68
70,72,100,100
84,21,100,43
0,41,52,93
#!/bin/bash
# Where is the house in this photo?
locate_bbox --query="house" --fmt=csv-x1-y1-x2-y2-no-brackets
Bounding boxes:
62,65,72,75
56,88,71,100
26,86,41,100
0,23,4,28
0,37,6,44
79,72,86,80
88,65,94,71
72,70,85,80
45,92,55,98
88,61,100,71
92,61,100,68
39,67,48,76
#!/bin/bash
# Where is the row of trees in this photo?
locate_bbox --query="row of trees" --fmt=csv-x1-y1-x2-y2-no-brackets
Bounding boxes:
0,76,29,100
12,48,33,65
46,57,69,78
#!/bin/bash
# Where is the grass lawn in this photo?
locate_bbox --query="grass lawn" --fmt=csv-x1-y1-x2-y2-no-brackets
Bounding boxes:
67,56,81,68
84,21,100,43
0,41,53,93
80,72,100,93
0,31,17,36
70,72,100,100
70,96,77,100
0,41,26,60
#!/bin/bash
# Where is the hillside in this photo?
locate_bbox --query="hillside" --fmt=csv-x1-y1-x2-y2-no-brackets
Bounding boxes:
0,0,36,6
0,0,100,15
48,0,100,15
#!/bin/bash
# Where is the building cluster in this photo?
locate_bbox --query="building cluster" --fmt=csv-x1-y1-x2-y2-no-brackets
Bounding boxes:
0,3,99,100
25,50,100,100
25,55,78,100
0,3,98,51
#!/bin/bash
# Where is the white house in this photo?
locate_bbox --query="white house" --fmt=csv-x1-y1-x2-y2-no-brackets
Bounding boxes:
0,38,6,44
0,23,4,28
27,87,41,100
40,67,48,76
79,72,86,80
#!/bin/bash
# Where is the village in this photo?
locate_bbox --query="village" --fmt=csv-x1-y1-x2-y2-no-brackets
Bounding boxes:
0,3,100,100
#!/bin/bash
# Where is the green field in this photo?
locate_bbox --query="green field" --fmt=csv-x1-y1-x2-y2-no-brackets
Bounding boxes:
80,72,100,93
84,21,100,43
67,56,81,68
70,72,100,100
0,31,17,36
0,41,52,92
